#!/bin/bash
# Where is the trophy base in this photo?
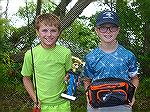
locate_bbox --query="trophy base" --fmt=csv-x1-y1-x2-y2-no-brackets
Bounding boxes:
61,93,76,101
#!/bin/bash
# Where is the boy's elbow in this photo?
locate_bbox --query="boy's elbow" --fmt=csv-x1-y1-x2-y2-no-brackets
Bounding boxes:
23,76,31,82
131,75,139,88
132,75,139,81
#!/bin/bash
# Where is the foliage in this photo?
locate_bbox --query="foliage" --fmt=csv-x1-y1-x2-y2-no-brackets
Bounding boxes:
115,0,150,77
0,18,8,38
17,2,36,24
60,19,99,59
16,2,56,25
0,18,10,55
133,77,150,111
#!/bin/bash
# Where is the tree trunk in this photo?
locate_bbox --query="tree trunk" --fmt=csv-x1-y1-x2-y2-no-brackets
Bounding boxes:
35,0,42,17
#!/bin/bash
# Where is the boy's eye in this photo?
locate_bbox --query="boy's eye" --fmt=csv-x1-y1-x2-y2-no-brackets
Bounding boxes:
51,29,57,32
42,29,48,32
100,26,106,29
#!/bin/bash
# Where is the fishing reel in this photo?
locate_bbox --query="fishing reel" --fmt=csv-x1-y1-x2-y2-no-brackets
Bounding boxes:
61,56,84,100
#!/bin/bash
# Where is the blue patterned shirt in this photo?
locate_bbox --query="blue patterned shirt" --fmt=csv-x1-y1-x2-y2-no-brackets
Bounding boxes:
83,44,138,82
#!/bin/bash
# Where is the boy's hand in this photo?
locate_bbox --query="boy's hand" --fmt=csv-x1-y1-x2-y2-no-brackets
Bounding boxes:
129,96,135,106
33,100,41,110
86,91,90,103
64,73,70,83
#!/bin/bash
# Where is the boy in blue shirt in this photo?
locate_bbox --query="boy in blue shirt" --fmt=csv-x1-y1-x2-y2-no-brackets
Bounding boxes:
83,10,139,112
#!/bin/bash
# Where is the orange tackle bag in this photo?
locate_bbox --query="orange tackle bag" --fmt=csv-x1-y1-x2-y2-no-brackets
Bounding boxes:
87,78,135,108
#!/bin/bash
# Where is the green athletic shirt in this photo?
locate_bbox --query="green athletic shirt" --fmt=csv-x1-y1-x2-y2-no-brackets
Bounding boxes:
21,44,72,105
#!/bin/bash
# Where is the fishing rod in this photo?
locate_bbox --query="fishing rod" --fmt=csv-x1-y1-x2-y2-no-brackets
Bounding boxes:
25,1,40,112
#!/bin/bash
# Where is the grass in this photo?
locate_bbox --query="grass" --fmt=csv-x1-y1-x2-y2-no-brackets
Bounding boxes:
0,76,150,112
71,87,87,112
0,84,33,112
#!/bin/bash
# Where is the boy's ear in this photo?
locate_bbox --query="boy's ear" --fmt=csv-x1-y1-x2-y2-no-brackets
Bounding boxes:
57,31,61,38
118,27,120,32
116,27,120,34
95,27,99,35
36,30,39,36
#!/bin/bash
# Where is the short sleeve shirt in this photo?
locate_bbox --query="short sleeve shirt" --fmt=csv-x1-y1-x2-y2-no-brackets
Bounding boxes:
83,45,138,82
21,44,72,105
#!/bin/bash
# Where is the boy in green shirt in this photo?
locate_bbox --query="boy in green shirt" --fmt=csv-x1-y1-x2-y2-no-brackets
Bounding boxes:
21,13,72,112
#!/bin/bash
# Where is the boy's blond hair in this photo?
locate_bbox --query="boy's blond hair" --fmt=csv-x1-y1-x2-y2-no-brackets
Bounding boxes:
35,13,61,31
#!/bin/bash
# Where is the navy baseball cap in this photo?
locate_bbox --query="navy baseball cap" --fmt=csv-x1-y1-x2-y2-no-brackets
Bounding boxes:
96,10,119,26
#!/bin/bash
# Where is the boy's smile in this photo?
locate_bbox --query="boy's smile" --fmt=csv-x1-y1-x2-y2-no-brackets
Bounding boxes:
104,35,113,39
37,24,60,48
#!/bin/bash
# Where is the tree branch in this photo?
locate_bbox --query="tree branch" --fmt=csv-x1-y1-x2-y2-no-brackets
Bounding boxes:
35,0,42,17
53,0,72,18
4,0,9,19
61,0,96,31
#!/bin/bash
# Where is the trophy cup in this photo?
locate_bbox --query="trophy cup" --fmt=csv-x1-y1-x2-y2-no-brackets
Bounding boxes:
61,56,84,100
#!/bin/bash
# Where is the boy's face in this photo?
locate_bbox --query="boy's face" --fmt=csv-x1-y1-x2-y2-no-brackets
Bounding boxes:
37,24,60,48
95,23,120,43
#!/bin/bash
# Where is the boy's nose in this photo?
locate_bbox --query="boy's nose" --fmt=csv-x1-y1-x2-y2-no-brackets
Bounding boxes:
47,31,52,36
106,28,111,33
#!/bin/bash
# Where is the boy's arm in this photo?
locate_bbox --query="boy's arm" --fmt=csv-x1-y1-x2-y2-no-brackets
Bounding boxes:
23,76,36,102
83,79,91,91
83,79,91,102
130,75,139,106
23,76,40,107
131,75,139,91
